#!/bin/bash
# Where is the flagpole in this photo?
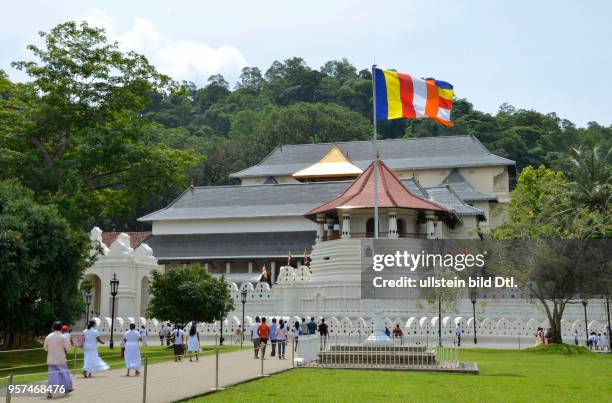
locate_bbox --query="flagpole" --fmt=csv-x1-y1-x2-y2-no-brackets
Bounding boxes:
371,64,378,239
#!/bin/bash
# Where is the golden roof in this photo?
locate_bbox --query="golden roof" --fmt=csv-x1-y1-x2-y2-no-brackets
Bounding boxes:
293,146,363,178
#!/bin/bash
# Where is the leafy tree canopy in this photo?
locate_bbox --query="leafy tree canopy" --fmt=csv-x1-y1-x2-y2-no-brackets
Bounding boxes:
0,21,200,228
0,180,93,346
146,265,234,325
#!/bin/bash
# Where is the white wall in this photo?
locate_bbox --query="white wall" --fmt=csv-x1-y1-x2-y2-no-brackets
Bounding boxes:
152,216,317,235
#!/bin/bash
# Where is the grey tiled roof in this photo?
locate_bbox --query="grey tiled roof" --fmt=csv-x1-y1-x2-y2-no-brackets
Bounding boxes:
443,169,497,201
425,186,485,217
230,136,515,178
139,182,352,221
139,177,483,222
145,231,315,261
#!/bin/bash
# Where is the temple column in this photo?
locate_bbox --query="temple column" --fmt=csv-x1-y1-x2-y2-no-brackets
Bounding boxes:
271,261,277,284
426,212,437,240
316,214,325,243
326,218,335,239
225,262,231,275
341,212,351,239
248,261,253,274
204,263,209,272
388,210,398,239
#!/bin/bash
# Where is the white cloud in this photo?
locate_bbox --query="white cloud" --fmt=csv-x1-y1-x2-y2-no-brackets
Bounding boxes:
76,10,247,84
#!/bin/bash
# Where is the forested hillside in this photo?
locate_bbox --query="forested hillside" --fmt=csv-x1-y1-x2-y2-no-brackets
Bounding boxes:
143,57,611,189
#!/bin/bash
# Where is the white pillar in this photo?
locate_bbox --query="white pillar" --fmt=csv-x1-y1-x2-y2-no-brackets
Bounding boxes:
326,218,335,240
248,261,253,274
271,261,277,284
341,212,351,239
204,263,209,272
388,210,398,239
316,214,325,243
225,262,231,275
426,212,437,239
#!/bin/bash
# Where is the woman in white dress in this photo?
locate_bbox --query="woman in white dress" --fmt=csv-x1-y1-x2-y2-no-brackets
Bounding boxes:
187,323,201,362
122,323,142,376
82,320,109,377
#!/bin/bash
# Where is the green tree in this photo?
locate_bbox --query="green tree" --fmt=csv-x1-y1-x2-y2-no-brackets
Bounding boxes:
0,21,200,227
246,102,371,159
146,265,234,325
0,180,93,347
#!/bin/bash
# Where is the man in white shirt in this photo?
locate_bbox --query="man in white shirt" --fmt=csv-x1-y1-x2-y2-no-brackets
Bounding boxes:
251,316,261,359
43,321,73,398
140,325,149,346
171,325,185,361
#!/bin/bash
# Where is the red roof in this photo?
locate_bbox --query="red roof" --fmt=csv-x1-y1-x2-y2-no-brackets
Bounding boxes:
307,160,446,215
101,232,152,249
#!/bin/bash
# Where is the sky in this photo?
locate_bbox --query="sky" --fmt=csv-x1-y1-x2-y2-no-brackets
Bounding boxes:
1,1,611,127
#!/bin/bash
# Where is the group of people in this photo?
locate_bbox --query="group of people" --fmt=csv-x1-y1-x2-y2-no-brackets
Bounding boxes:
43,319,204,398
249,316,332,358
249,317,289,359
585,331,610,350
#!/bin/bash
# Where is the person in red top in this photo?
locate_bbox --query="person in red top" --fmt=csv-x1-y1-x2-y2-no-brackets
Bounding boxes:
258,317,270,358
392,324,404,345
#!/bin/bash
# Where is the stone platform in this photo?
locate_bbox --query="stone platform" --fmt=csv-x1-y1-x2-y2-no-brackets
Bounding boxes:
313,344,479,374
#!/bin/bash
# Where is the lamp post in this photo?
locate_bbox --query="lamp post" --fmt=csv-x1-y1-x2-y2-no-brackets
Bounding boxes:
109,274,119,349
581,297,589,344
85,292,92,324
470,290,478,345
438,295,442,347
605,296,611,353
219,318,224,346
240,290,247,348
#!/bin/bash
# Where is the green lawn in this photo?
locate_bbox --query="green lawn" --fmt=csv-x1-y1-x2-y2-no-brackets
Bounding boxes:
0,343,239,386
191,346,612,403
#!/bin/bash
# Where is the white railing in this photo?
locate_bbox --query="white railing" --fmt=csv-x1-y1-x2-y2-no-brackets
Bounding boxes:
295,334,459,369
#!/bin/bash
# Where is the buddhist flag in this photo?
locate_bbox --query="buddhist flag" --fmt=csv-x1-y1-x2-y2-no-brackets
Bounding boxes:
374,68,454,126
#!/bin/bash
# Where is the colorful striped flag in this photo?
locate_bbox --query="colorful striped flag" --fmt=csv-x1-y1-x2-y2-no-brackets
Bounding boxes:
374,68,454,126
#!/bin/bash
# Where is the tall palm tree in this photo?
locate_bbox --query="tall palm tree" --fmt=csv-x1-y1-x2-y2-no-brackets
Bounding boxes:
566,142,611,213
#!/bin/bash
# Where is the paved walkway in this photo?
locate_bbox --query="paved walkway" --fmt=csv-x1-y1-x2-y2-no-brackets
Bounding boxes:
21,349,294,403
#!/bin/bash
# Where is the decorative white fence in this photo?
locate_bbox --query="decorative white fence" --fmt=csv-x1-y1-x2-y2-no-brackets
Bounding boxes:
87,315,609,348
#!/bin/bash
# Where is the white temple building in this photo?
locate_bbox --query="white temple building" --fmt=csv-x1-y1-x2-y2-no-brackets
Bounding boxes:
83,135,609,343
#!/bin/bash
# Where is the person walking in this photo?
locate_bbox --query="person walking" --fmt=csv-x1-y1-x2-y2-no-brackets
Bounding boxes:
171,325,185,361
307,317,317,335
122,323,142,376
300,318,308,336
393,324,404,345
455,323,462,347
82,320,109,377
574,330,580,346
276,320,287,359
165,323,172,346
293,321,301,352
140,325,149,347
384,327,391,338
44,321,73,398
269,318,278,357
187,323,201,361
258,317,270,358
234,325,242,344
318,318,329,350
251,316,261,359
61,325,73,346
159,325,166,346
